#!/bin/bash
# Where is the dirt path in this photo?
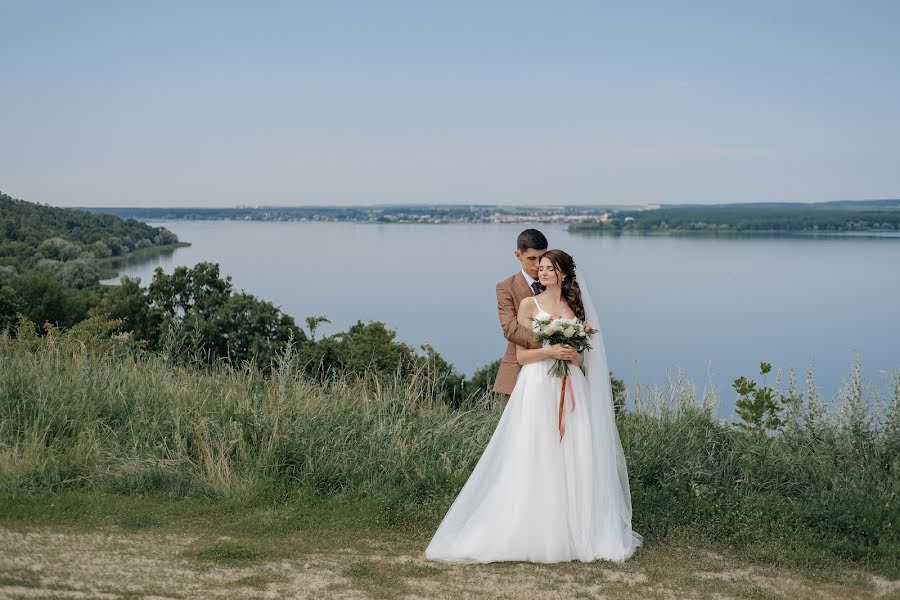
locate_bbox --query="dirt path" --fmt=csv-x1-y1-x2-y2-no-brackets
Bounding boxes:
0,528,897,599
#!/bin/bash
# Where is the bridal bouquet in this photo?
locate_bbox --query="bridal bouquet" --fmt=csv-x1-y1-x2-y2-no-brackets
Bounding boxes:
532,315,596,441
531,316,595,378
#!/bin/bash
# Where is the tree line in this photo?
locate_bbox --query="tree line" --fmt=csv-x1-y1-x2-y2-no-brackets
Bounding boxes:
570,204,900,233
0,191,182,289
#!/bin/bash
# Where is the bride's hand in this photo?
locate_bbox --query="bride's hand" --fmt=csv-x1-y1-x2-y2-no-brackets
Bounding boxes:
547,344,578,361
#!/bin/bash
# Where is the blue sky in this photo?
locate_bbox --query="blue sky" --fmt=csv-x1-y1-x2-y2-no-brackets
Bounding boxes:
2,1,899,207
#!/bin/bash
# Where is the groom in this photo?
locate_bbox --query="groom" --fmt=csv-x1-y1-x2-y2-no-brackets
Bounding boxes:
493,229,548,403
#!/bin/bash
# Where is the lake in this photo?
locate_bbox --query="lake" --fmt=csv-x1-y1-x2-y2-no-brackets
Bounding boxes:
101,221,900,418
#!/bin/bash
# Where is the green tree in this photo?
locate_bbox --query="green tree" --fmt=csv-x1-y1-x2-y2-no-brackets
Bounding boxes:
37,237,81,261
464,359,501,400
147,262,231,319
104,262,307,369
304,315,331,341
8,271,90,330
308,320,418,377
295,320,464,406
58,258,101,289
0,285,23,333
89,275,160,346
90,240,112,258
0,265,18,281
209,292,305,368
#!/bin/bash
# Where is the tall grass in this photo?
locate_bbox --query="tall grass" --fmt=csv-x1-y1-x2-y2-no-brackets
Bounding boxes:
0,317,500,508
1,317,898,573
622,361,899,571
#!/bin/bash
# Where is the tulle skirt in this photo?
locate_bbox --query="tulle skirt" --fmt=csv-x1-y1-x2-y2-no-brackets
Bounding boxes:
425,357,643,564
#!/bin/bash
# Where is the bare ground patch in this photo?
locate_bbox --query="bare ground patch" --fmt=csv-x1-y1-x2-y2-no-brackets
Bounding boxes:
0,528,895,600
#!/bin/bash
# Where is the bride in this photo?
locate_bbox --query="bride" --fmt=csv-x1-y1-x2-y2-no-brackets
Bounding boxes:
425,249,643,564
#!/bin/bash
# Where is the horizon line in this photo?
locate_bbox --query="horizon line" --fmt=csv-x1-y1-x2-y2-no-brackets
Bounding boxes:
70,198,900,211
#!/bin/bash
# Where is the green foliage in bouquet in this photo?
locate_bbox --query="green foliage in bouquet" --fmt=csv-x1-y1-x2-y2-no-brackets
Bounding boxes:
531,315,596,377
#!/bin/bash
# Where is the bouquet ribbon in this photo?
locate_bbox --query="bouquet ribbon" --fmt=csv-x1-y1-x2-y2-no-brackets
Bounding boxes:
558,370,576,441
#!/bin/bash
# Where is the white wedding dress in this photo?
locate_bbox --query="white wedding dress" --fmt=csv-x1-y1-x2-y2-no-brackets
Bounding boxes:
425,289,643,564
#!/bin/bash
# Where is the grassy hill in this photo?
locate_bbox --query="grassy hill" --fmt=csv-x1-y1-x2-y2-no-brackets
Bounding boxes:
1,316,897,582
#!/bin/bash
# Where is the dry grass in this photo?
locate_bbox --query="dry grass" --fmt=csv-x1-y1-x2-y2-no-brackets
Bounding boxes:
0,526,896,600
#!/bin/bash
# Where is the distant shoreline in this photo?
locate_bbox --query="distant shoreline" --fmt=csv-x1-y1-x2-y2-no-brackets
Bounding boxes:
126,219,900,239
79,199,900,233
567,229,900,238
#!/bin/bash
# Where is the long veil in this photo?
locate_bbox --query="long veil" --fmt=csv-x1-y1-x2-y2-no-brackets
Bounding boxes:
579,275,644,558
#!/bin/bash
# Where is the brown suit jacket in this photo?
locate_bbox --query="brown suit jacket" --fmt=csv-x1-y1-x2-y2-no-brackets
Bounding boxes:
492,272,542,395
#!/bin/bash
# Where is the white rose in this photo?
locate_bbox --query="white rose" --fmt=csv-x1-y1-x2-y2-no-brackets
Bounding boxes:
562,326,576,338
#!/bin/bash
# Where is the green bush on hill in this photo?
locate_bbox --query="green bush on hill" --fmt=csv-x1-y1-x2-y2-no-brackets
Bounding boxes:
0,191,181,289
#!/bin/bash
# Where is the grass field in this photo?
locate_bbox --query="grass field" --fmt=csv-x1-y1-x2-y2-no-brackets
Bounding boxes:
1,317,898,598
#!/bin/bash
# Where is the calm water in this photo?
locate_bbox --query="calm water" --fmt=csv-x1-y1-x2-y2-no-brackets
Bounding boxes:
102,221,900,418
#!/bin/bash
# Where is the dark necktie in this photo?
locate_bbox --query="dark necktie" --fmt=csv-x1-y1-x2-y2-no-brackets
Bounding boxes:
531,281,542,295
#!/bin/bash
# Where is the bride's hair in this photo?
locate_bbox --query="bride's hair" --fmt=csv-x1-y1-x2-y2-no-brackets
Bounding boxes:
540,249,585,320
